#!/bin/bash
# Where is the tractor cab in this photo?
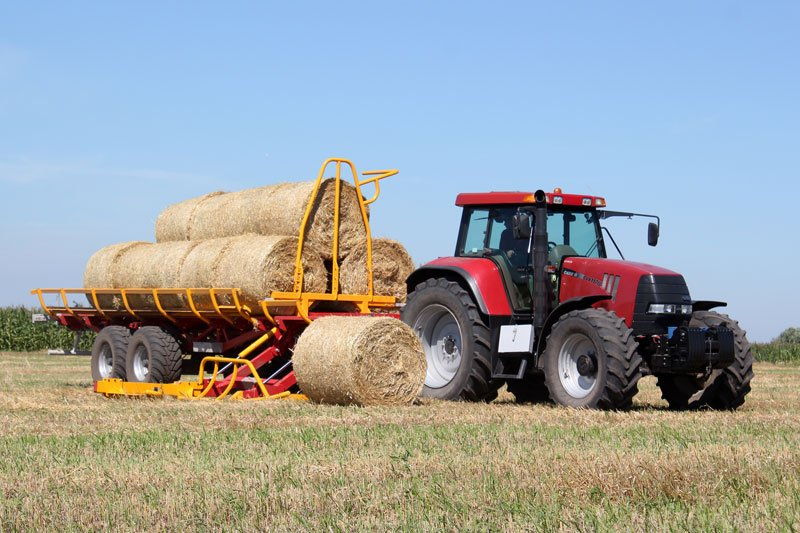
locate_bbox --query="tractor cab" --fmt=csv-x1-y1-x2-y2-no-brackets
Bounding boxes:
454,189,608,312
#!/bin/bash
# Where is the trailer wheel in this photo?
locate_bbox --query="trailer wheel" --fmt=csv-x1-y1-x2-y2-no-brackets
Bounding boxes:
507,373,551,404
542,309,641,410
90,326,131,381
125,327,183,383
402,278,501,402
656,311,754,410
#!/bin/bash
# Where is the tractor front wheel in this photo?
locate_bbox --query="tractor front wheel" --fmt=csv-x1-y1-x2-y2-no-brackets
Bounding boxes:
401,278,501,402
125,327,183,383
542,309,641,410
656,311,754,410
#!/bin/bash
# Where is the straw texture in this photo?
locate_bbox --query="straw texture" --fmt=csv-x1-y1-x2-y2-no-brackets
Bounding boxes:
155,179,368,260
83,236,326,310
339,238,415,302
83,242,149,309
293,316,426,406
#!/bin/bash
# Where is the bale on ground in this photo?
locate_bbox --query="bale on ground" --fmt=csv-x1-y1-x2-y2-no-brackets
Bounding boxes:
155,179,368,260
339,238,416,302
292,316,426,406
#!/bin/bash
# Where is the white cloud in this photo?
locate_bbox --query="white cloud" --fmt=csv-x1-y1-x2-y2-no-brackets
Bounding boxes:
0,157,218,186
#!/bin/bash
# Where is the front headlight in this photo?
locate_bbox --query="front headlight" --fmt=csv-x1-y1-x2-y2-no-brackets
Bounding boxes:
648,304,692,315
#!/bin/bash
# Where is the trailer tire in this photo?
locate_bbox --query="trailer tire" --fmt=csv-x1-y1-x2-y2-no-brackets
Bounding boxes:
542,309,641,410
402,278,501,402
91,326,131,381
125,327,183,383
656,311,754,410
507,373,551,404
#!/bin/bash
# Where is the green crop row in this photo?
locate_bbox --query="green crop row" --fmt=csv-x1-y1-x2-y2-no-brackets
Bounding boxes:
752,342,800,364
0,307,95,352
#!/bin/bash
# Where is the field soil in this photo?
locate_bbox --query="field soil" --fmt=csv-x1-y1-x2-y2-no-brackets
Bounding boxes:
0,352,798,530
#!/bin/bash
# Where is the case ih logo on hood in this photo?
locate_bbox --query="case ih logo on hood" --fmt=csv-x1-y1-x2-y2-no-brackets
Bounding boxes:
563,269,621,300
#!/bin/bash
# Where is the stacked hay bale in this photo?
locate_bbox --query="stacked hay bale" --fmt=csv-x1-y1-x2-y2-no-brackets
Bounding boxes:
154,179,369,260
84,236,327,310
339,238,416,302
83,178,415,308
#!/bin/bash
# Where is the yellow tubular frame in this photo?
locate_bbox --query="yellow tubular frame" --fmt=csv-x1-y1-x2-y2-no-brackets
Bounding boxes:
30,288,251,324
274,158,399,320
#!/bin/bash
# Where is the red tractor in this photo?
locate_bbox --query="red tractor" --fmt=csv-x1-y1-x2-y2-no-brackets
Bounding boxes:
402,189,753,410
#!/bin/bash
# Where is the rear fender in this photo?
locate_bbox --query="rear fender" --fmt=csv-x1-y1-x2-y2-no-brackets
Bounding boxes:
406,258,513,316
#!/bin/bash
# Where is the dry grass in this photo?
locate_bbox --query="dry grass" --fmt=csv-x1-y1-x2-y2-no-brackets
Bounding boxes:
0,353,798,530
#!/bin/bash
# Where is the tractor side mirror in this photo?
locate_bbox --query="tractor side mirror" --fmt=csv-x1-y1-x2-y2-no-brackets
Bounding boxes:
513,213,531,240
648,222,660,247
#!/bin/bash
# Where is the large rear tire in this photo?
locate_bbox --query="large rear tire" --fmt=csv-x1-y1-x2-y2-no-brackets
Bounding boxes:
542,309,641,410
125,327,183,383
401,278,501,401
656,311,754,410
90,326,131,381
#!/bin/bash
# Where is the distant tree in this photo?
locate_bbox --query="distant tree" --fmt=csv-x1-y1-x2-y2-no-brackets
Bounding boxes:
775,327,800,344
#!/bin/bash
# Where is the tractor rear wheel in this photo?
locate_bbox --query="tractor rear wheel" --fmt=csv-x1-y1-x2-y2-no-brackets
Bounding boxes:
542,309,641,410
656,311,754,410
507,373,551,404
125,327,183,383
90,326,131,381
401,278,501,402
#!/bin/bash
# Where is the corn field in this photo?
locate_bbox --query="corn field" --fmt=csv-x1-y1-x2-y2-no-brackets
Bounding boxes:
752,342,800,364
0,307,95,352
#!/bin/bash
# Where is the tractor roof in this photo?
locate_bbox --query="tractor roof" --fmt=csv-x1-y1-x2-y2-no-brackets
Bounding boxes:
455,188,607,208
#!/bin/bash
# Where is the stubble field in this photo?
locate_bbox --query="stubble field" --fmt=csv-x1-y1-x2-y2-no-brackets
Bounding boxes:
0,352,798,531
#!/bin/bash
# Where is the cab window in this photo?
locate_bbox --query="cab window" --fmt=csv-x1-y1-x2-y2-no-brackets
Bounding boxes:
458,207,520,256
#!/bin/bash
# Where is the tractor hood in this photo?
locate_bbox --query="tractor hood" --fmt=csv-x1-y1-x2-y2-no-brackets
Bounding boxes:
558,257,690,329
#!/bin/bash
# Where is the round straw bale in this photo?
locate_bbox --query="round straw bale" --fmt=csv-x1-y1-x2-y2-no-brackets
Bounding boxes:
155,179,368,260
339,238,415,302
83,242,149,309
292,316,426,406
213,235,328,309
178,235,328,310
154,191,225,242
113,241,201,308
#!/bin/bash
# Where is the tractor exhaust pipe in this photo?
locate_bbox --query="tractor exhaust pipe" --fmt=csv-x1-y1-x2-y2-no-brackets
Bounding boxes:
532,190,550,338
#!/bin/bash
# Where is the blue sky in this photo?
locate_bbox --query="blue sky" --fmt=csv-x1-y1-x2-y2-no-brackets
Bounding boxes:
1,1,798,341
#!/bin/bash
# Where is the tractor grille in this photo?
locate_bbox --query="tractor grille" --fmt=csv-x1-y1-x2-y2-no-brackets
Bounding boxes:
632,274,692,335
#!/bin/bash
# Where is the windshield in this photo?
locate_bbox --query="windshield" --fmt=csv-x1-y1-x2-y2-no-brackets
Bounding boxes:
547,208,605,258
457,206,605,259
